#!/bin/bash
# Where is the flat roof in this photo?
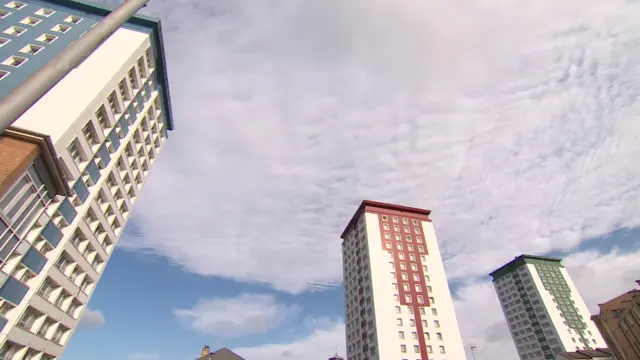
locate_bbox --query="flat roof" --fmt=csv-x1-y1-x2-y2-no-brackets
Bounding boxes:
42,0,175,131
489,254,563,280
340,200,432,239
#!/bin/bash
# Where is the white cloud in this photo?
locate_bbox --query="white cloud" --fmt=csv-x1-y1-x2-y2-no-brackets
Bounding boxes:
222,249,638,360
454,248,640,359
234,318,345,360
78,308,105,329
123,0,640,293
173,293,301,338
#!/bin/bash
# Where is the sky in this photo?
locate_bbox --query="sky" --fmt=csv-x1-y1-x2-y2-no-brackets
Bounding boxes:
63,0,640,359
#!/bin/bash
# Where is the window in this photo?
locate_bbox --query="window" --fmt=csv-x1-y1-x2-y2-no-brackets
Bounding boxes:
399,331,405,339
35,8,55,17
51,24,71,33
4,25,26,36
420,307,426,315
36,33,57,43
439,346,445,354
68,139,84,164
405,294,411,303
429,296,435,304
434,320,440,328
108,90,121,115
53,325,68,343
397,318,403,326
409,319,415,326
19,43,42,55
396,306,401,314
0,342,20,360
400,345,406,353
96,105,109,129
145,48,153,72
37,317,53,337
64,15,82,24
5,1,26,9
424,332,430,340
397,243,403,250
38,280,55,300
426,345,432,353
137,56,147,78
385,241,391,249
417,295,424,303
0,69,8,80
413,345,419,353
418,245,425,252
83,120,99,146
393,217,398,223
382,215,388,221
118,78,131,101
17,307,40,330
436,332,443,340
20,17,42,27
2,55,26,67
128,67,138,89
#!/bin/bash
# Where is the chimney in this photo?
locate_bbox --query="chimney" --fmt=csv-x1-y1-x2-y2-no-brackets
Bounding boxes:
201,345,211,357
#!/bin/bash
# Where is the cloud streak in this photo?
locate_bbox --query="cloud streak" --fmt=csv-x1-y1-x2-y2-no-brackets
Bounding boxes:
121,0,640,293
173,293,301,338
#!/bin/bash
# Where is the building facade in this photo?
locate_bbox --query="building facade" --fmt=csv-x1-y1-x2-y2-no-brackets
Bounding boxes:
590,281,640,360
490,255,606,360
0,0,174,359
341,201,466,360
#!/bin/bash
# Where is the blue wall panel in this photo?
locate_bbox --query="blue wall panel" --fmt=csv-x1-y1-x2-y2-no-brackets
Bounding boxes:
0,0,98,100
0,276,29,304
20,246,47,274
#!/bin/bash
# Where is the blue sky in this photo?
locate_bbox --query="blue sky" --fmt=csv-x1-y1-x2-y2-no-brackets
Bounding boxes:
62,0,640,359
61,222,639,360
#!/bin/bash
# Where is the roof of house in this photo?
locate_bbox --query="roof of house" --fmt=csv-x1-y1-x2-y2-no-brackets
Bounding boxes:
196,347,245,360
555,348,613,359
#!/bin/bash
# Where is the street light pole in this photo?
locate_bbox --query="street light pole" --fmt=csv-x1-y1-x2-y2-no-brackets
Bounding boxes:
0,0,150,135
470,346,477,360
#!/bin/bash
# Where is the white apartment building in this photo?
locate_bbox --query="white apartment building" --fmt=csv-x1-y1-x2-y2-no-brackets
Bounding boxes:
0,0,174,358
490,255,607,360
341,201,467,360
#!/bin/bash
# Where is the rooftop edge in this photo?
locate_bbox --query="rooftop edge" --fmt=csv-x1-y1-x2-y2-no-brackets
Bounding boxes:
340,200,432,239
